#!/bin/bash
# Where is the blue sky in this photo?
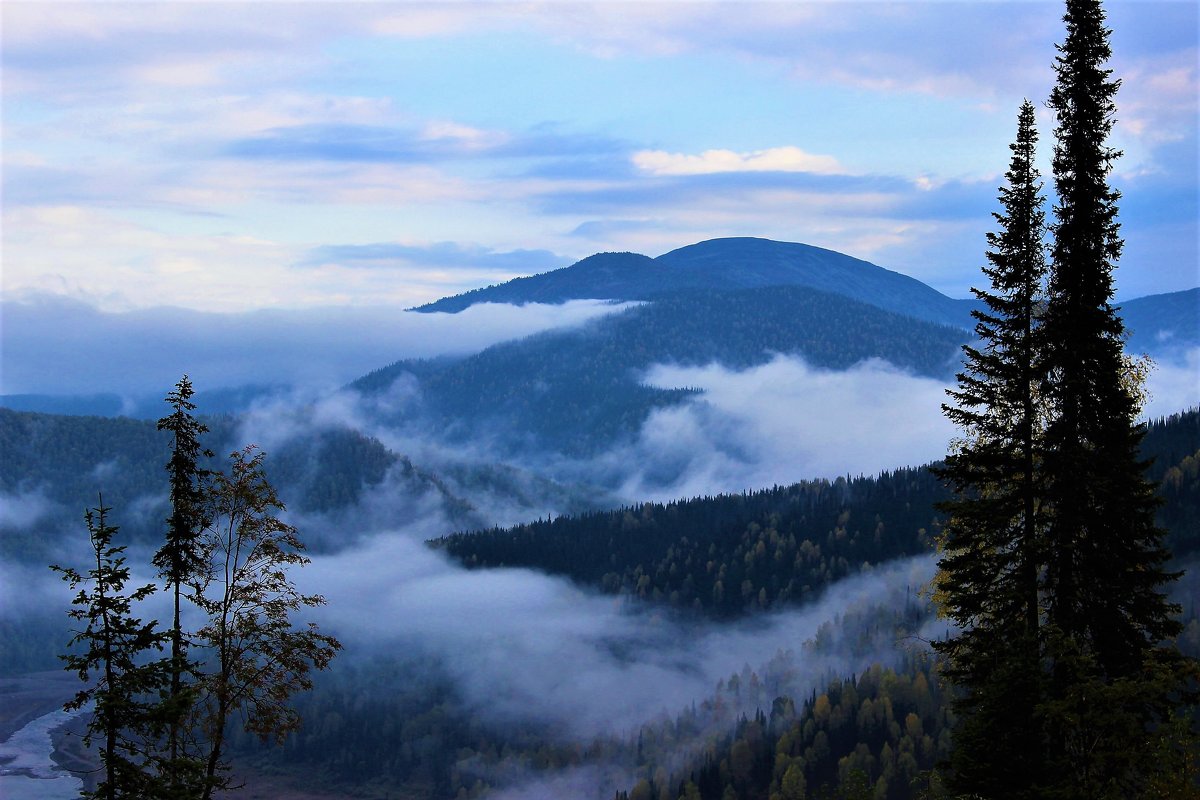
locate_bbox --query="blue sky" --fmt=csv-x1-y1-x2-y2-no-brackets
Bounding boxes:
2,1,1196,312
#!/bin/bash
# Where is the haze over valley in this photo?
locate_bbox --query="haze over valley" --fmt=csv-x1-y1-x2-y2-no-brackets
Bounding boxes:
2,2,1198,798
3,236,1198,799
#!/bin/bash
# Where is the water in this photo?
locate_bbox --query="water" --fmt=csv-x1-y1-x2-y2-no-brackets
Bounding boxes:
0,708,86,799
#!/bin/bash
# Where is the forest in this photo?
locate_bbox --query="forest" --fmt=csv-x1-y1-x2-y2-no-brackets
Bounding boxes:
354,285,968,455
2,1,1198,798
437,410,1199,618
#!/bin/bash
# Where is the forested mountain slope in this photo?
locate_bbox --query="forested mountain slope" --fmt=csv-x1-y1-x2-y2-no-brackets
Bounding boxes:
1121,287,1200,357
437,408,1200,618
244,410,1198,800
0,408,460,560
437,469,945,618
357,285,968,456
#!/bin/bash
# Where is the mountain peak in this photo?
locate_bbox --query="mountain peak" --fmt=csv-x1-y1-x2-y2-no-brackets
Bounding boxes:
412,237,970,328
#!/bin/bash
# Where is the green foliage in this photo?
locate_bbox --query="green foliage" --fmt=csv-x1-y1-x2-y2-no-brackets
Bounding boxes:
51,500,168,799
153,376,213,791
614,656,952,800
934,2,1197,796
356,285,968,456
187,445,341,799
436,469,946,618
932,100,1048,798
212,421,1197,799
51,381,339,799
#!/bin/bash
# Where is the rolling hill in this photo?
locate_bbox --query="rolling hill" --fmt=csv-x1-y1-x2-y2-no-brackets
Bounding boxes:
413,237,974,329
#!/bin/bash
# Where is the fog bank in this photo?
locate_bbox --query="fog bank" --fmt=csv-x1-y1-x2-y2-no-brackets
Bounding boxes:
0,297,629,396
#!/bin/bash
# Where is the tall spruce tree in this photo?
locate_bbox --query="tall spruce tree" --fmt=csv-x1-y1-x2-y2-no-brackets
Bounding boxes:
1041,0,1178,675
53,500,168,799
1038,0,1185,793
934,99,1047,799
938,1,1193,797
152,375,213,795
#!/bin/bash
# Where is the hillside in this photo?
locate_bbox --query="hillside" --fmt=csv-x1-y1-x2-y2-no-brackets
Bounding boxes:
434,408,1200,618
356,284,968,456
1121,287,1200,357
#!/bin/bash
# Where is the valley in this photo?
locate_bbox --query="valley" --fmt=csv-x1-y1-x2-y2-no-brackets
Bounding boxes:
2,238,1197,799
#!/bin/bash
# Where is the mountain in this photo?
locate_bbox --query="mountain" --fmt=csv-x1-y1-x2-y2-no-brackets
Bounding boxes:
436,408,1200,616
0,409,468,560
414,237,973,329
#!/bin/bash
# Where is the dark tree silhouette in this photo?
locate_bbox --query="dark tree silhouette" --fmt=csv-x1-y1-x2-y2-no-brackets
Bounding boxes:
52,500,168,799
934,98,1048,799
1036,1,1189,794
55,380,338,799
937,2,1195,797
152,376,213,793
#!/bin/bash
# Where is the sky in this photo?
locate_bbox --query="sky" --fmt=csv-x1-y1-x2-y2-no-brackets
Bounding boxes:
2,0,1197,317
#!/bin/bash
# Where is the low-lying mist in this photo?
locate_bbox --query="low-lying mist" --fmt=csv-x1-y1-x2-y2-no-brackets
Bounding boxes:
3,302,1195,798
302,527,937,741
0,297,631,397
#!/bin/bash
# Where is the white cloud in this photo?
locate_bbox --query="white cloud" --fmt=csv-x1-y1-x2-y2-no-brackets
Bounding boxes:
582,355,955,501
633,146,845,176
0,296,633,395
1144,348,1200,421
305,528,936,741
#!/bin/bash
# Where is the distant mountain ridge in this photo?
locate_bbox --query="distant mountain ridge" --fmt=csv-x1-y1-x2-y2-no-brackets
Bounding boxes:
413,237,974,329
1121,288,1199,358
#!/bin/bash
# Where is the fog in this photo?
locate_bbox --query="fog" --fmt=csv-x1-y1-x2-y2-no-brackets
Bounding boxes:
0,296,630,396
1144,347,1200,422
605,355,957,499
2,300,1195,799
304,528,936,741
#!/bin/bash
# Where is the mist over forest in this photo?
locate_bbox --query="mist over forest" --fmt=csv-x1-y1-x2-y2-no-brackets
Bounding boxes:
2,234,1197,799
2,0,1198,794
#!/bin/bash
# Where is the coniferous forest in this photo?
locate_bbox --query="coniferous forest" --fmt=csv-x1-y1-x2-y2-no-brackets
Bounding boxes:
1,2,1198,800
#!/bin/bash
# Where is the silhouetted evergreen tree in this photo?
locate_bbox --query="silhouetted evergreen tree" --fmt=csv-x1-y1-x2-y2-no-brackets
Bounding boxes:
933,100,1048,798
152,376,213,793
52,500,168,799
1037,0,1187,794
53,381,339,799
937,2,1194,797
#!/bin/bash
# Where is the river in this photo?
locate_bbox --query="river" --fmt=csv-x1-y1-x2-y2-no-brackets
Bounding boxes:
0,707,86,800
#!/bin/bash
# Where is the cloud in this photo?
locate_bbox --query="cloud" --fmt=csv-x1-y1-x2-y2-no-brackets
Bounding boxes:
567,355,956,501
0,297,630,396
1144,348,1200,422
305,529,937,741
0,491,55,531
224,122,630,165
580,348,1197,504
301,241,565,274
2,1,1193,321
632,146,845,177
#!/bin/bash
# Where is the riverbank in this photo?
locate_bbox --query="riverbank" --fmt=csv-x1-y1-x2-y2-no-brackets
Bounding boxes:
0,670,79,743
